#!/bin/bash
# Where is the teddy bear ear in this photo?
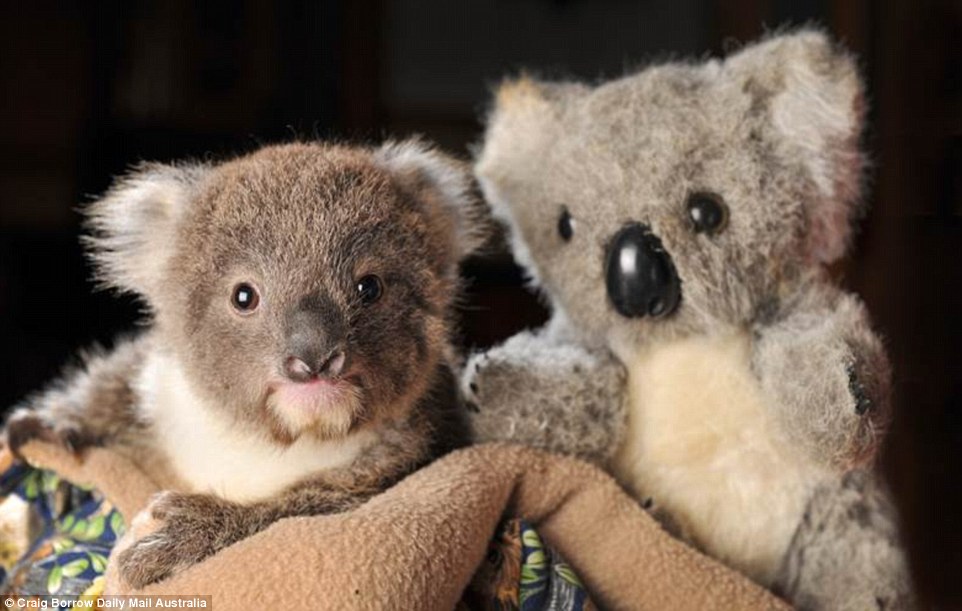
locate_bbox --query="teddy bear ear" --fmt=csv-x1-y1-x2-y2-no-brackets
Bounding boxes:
475,76,586,224
491,75,587,109
477,76,587,177
376,138,488,261
83,162,208,298
726,30,866,264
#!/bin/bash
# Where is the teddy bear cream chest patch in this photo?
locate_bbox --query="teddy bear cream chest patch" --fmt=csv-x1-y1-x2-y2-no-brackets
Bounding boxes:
611,331,829,585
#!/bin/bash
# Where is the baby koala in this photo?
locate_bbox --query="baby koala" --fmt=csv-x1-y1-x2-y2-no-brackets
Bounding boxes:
3,140,482,588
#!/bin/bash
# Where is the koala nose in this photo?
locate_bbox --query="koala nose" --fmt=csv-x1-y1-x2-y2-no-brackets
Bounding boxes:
283,348,348,383
283,295,349,382
605,223,681,319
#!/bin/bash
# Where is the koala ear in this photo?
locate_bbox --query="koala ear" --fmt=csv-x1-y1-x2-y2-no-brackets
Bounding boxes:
727,30,866,264
375,139,487,261
84,162,208,297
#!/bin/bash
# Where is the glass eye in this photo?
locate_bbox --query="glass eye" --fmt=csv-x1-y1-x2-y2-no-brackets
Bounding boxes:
558,206,574,242
231,283,260,313
687,192,728,235
357,275,383,305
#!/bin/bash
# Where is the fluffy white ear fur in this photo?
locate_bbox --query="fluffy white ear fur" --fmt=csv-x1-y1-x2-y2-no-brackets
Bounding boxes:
84,162,208,298
376,139,486,259
727,30,866,263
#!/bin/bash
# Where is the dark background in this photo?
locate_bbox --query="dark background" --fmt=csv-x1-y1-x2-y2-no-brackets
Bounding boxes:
0,1,959,606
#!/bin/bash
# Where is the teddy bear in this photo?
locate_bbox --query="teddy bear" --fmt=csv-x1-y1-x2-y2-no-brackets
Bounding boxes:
462,30,914,609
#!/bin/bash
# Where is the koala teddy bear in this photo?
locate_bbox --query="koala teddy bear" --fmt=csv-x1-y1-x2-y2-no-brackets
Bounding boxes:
463,31,914,609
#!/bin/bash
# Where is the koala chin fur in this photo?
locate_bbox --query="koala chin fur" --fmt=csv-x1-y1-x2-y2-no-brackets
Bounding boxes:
138,350,379,503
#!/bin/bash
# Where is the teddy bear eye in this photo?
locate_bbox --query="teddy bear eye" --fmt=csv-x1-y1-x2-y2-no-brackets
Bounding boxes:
558,206,575,242
687,192,728,235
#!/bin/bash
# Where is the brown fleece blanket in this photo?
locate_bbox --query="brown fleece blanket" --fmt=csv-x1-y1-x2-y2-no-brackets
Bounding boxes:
14,439,787,610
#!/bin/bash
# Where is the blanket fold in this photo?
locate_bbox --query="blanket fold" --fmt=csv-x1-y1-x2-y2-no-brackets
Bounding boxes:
10,439,787,610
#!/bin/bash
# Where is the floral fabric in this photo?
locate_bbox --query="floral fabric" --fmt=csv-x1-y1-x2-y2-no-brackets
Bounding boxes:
460,518,594,611
0,456,121,598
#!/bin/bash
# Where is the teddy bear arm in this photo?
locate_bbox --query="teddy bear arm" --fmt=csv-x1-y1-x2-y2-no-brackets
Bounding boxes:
776,470,915,609
752,290,891,471
462,330,627,465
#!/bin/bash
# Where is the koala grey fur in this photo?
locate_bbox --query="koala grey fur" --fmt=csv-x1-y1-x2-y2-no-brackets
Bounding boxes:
4,139,482,589
463,30,914,609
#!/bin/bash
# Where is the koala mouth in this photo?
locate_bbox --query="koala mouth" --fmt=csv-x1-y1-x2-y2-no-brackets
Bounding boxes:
266,376,364,440
604,223,681,319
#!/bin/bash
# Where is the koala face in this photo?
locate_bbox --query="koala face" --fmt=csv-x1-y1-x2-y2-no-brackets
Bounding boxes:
86,141,480,443
477,31,865,353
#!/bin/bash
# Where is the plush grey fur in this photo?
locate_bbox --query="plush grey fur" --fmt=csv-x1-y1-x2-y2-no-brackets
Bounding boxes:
463,30,913,609
465,315,627,463
752,282,892,469
778,471,914,610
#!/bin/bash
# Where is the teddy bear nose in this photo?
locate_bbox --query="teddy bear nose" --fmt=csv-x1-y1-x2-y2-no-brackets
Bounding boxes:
605,223,681,319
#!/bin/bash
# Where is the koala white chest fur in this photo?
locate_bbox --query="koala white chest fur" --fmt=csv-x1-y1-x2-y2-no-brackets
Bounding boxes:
611,331,831,585
138,351,379,504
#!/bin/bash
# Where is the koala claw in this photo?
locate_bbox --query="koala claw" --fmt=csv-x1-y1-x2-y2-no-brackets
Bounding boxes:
846,363,872,415
3,410,98,459
119,492,231,588
462,352,488,402
118,529,182,589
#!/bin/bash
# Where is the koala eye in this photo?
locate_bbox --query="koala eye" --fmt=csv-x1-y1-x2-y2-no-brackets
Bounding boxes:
356,275,383,305
687,192,728,235
558,206,575,242
231,282,260,313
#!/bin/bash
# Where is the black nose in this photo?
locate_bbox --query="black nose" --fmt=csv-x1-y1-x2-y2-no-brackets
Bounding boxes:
284,348,347,383
605,223,681,318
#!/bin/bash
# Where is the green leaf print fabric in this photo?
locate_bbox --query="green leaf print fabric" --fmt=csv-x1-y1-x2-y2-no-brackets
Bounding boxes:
0,460,122,597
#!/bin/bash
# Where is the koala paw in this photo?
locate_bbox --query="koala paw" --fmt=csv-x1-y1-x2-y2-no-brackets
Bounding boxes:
3,409,99,458
118,492,236,589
